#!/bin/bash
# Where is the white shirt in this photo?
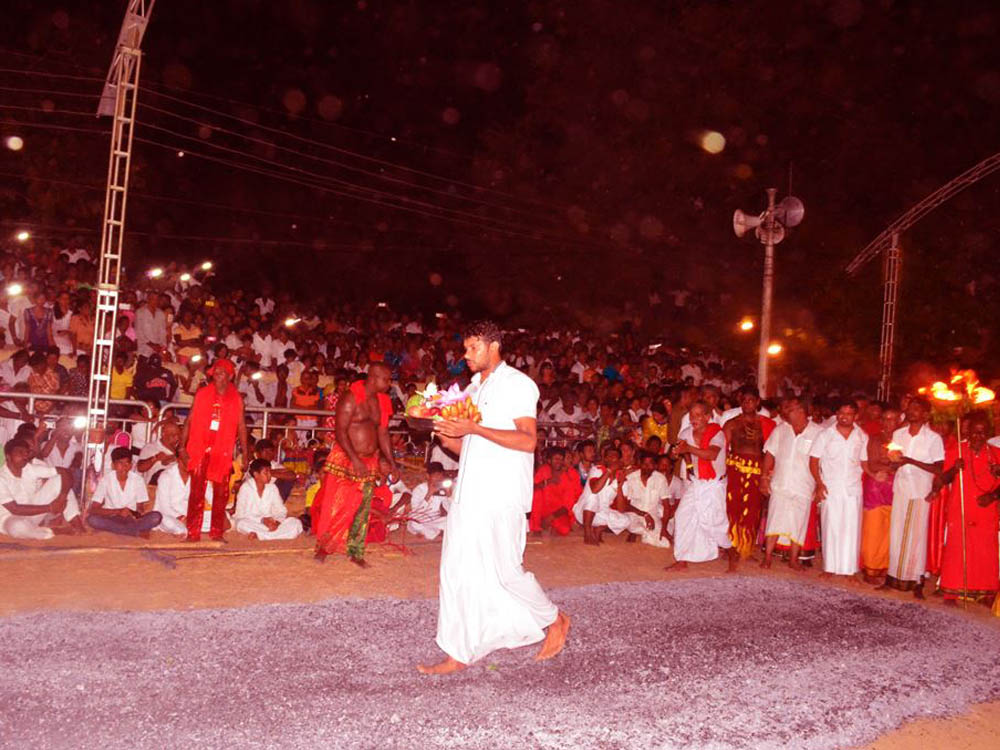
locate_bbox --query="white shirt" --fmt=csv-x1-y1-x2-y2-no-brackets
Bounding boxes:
154,463,191,518
137,440,176,483
569,361,586,384
764,421,824,498
579,464,620,508
91,471,148,511
235,480,287,523
134,306,168,357
252,332,273,367
0,462,58,523
0,359,30,388
452,362,538,513
408,481,446,520
891,423,945,500
546,403,586,424
678,424,727,479
809,424,869,493
622,469,671,513
46,438,82,470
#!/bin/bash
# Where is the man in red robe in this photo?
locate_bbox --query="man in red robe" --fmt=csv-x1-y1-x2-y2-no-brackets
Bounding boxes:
936,413,1000,605
179,359,249,541
312,363,396,565
530,447,580,536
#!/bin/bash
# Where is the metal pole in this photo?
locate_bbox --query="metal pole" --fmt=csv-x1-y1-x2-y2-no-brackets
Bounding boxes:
757,188,777,397
877,233,901,401
956,417,968,608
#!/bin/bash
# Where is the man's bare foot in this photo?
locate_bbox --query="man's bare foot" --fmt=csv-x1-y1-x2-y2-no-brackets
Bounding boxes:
789,560,806,573
913,586,925,600
664,560,688,572
726,549,739,573
819,572,833,579
313,549,328,563
626,533,638,543
248,532,258,540
760,557,772,569
417,657,467,675
584,534,599,546
350,557,370,568
534,611,571,662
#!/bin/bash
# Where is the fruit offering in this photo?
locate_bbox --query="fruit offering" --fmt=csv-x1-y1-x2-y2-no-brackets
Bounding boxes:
406,382,482,423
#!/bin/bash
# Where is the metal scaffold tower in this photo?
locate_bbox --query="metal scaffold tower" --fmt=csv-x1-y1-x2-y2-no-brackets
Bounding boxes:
846,150,1000,400
83,0,155,492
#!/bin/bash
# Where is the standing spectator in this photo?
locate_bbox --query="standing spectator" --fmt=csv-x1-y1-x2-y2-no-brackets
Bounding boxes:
178,359,249,542
52,291,74,356
134,292,168,360
26,352,60,416
66,355,90,398
68,300,95,356
133,354,177,405
22,291,55,352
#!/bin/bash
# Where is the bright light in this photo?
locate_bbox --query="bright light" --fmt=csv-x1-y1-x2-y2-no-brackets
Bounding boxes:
200,261,213,271
73,416,88,430
190,354,203,363
176,151,185,157
179,272,192,282
886,442,904,453
739,318,754,332
699,130,726,154
148,267,163,279
377,302,388,308
284,316,301,327
441,479,454,489
251,371,263,381
5,136,24,151
6,283,23,296
15,230,30,242
766,343,783,356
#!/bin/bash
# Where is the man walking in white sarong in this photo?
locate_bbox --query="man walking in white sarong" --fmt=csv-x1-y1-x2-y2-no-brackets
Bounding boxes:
419,321,569,675
809,400,869,581
667,401,731,569
880,396,943,598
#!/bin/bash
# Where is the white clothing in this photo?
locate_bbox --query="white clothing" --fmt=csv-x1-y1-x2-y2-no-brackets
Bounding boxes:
134,306,168,357
673,478,730,562
572,465,630,535
811,425,868,575
546,403,586,425
678,425,727,480
406,482,447,540
764,421,823,499
622,469,672,548
0,466,78,539
53,310,73,355
437,361,557,665
0,359,30,388
763,421,823,546
888,424,945,582
252,333,273,367
45,438,82,470
137,440,176,484
720,406,770,424
153,463,190,536
569,361,587,384
428,443,459,472
91,471,148,511
233,481,302,540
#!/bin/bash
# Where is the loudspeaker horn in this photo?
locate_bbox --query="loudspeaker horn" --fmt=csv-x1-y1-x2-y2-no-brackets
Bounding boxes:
733,209,762,238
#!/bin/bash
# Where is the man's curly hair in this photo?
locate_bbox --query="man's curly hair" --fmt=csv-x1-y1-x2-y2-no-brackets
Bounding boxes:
463,319,503,347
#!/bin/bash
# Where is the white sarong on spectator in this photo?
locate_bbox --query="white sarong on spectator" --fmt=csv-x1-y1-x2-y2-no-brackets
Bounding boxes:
673,477,729,562
572,466,629,535
233,481,302,540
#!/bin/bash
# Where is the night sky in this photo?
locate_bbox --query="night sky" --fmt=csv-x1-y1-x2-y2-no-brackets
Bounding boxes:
1,1,999,378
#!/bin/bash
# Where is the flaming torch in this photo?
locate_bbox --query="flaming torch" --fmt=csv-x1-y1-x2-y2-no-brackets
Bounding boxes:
918,370,996,610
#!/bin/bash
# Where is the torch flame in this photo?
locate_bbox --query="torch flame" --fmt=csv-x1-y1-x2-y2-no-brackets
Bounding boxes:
919,370,994,405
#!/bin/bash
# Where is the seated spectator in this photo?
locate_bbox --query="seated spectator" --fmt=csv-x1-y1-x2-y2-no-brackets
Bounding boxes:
133,354,177,405
0,348,31,388
39,417,83,491
530,447,580,536
66,354,90,397
136,420,181,484
153,461,193,537
86,447,162,537
171,309,202,364
26,352,60,415
251,438,298,501
621,451,673,548
404,462,449,540
233,459,303,540
573,446,631,544
46,346,69,393
0,437,81,539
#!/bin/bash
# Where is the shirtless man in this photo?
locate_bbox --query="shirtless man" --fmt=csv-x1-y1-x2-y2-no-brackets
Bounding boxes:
722,387,775,571
312,363,397,565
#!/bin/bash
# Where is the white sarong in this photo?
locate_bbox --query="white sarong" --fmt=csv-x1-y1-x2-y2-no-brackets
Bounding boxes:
673,478,729,562
820,487,862,575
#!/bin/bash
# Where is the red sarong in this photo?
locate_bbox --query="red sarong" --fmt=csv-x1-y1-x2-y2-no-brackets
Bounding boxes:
312,443,380,555
726,452,763,559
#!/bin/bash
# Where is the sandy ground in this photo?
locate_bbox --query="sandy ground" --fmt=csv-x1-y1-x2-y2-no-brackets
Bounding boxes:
2,522,999,748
